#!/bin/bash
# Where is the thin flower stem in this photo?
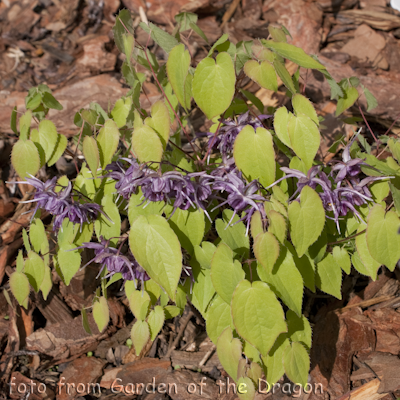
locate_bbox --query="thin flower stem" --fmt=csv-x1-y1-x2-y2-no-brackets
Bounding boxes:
202,119,223,163
327,229,365,245
358,104,378,142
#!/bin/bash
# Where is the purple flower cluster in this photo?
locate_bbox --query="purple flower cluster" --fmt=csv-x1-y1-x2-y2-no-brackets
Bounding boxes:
19,176,101,231
78,237,150,282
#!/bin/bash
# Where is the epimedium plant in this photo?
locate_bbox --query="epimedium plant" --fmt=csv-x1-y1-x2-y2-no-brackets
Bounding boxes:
8,9,400,397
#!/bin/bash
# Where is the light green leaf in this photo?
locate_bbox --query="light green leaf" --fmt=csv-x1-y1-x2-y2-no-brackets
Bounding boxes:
206,296,233,343
24,251,45,293
292,94,319,126
57,217,78,247
192,52,236,119
131,320,150,356
283,342,310,387
244,60,278,92
11,139,40,179
262,40,326,70
273,106,291,148
164,305,181,319
208,34,229,56
42,92,63,110
97,119,120,168
370,181,390,203
58,243,81,285
29,219,47,254
193,241,216,270
286,310,312,350
139,22,179,54
237,377,255,400
316,254,342,299
10,106,17,135
190,264,215,316
273,59,296,94
47,134,67,167
167,44,191,110
215,209,250,259
332,246,351,274
289,186,325,257
217,327,242,380
211,243,245,305
26,91,42,110
36,120,58,163
268,210,287,244
355,226,380,280
366,204,400,271
144,279,161,305
168,207,205,255
111,97,132,128
233,126,276,187
10,271,30,309
82,136,100,178
232,280,287,356
93,296,109,332
82,307,92,334
150,100,170,148
129,290,151,321
288,115,321,170
19,110,32,141
40,264,52,300
362,85,378,112
128,187,164,225
94,194,121,246
129,215,182,300
254,232,280,273
147,306,165,340
335,87,359,116
132,124,163,164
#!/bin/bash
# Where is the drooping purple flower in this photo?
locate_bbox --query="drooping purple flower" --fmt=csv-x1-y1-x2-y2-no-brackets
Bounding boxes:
17,176,101,231
78,237,150,282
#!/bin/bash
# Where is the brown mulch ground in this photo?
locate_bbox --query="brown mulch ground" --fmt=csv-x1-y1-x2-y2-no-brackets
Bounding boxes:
1,0,400,399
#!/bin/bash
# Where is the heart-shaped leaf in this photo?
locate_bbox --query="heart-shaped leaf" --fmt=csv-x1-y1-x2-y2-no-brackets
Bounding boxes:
244,60,277,91
217,327,242,380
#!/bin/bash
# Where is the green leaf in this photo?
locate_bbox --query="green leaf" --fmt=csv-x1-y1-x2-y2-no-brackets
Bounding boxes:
132,125,163,164
261,334,290,386
355,226,380,280
147,306,165,340
94,194,121,245
40,264,52,300
233,126,276,187
254,232,280,273
19,110,32,141
283,342,310,387
164,305,181,319
244,60,278,92
10,106,17,134
57,243,81,285
10,272,30,309
149,100,170,148
288,115,321,170
11,139,40,179
237,377,255,400
292,94,319,126
316,254,342,299
206,296,233,343
362,85,378,112
232,280,287,356
240,89,264,114
47,134,67,167
57,217,78,247
273,59,296,94
192,53,236,119
250,211,263,239
289,186,325,257
167,44,191,111
370,181,390,203
81,307,92,334
258,245,304,316
332,246,351,274
144,279,161,305
128,188,164,225
193,241,216,270
26,91,42,110
216,327,242,380
129,215,182,300
111,97,133,128
268,210,287,244
35,120,58,163
273,106,291,148
208,34,229,56
286,310,312,350
82,136,100,178
22,229,31,252
24,251,45,293
42,92,63,110
211,243,245,305
97,119,120,168
139,22,179,54
29,219,47,254
335,87,359,116
215,209,250,259
129,290,150,321
131,320,150,356
190,264,215,316
269,26,287,42
93,296,109,332
262,40,326,70
175,12,198,31
366,204,400,271
113,10,134,54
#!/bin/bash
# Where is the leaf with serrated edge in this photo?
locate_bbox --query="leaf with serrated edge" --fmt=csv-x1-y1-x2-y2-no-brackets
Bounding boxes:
129,215,182,300
289,186,325,257
206,296,233,343
97,119,120,168
273,106,291,148
93,296,109,332
94,194,121,245
366,204,400,271
128,187,164,225
30,219,47,254
37,120,58,162
167,44,191,110
286,310,312,350
40,265,52,300
24,251,45,293
193,241,216,270
292,94,319,126
47,134,67,167
211,243,245,304
244,60,277,92
336,87,359,116
234,126,276,187
129,290,151,321
190,264,215,316
150,100,170,148
58,243,81,285
288,115,320,170
232,280,287,356
82,136,100,178
192,52,236,119
10,272,30,309
356,226,380,279
332,246,351,274
11,140,40,179
132,125,163,164
254,232,280,273
316,254,342,299
217,327,242,380
147,306,165,340
131,320,150,356
237,377,255,400
268,210,287,244
283,342,310,387
111,97,132,128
